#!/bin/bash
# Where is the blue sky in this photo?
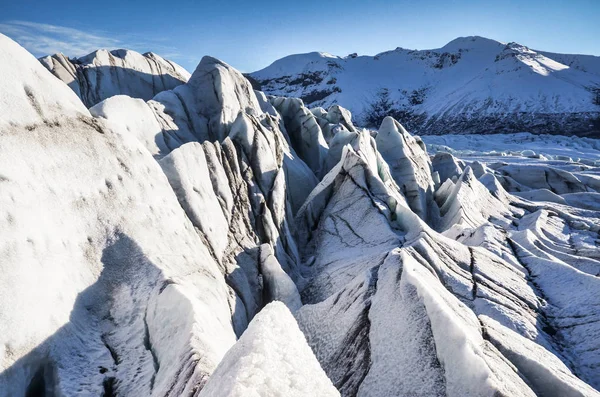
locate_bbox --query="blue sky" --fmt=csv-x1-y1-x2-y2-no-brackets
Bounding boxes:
0,0,598,72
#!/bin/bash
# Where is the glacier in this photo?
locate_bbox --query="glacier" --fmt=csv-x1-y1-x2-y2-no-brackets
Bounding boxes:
0,32,599,397
40,49,190,108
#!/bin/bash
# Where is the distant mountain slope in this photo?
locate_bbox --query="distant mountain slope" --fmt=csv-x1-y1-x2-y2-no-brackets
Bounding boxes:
40,49,190,107
251,36,600,136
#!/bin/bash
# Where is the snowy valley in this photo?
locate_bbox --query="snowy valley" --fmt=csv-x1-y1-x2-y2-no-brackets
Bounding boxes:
0,30,599,397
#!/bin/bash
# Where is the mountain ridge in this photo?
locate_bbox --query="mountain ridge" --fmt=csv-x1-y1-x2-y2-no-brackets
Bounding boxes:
250,36,600,137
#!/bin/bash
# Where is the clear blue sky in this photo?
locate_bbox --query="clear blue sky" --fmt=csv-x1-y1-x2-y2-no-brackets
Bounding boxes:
0,0,598,72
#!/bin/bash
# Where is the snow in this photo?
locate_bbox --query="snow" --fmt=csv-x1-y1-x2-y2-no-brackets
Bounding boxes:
292,112,600,395
155,125,304,333
513,188,568,205
160,142,231,258
271,96,329,177
357,250,447,397
400,252,535,397
90,95,168,157
296,266,379,396
259,244,302,312
422,132,600,165
40,48,190,107
294,145,403,301
2,32,600,397
185,56,262,142
0,33,89,127
432,151,464,183
326,104,357,132
481,315,600,397
376,116,436,222
0,115,236,395
437,166,512,233
251,36,600,135
198,302,339,397
563,192,600,211
0,35,252,396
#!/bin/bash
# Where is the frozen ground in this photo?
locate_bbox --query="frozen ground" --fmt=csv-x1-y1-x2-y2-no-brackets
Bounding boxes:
422,132,600,165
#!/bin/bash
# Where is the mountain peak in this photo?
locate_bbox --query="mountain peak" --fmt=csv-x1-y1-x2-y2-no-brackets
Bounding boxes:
251,36,600,136
440,36,504,52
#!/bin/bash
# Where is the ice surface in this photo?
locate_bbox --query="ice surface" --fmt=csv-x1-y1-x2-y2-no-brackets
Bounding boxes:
90,95,168,157
0,114,235,396
423,132,600,165
199,302,339,397
436,166,512,233
40,49,190,107
2,33,600,396
271,96,329,177
432,152,464,183
293,125,600,395
259,244,302,312
0,33,89,127
376,117,437,222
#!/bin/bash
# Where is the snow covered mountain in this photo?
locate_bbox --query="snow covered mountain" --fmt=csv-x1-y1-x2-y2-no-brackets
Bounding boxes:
40,49,190,107
251,36,600,137
1,31,600,396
